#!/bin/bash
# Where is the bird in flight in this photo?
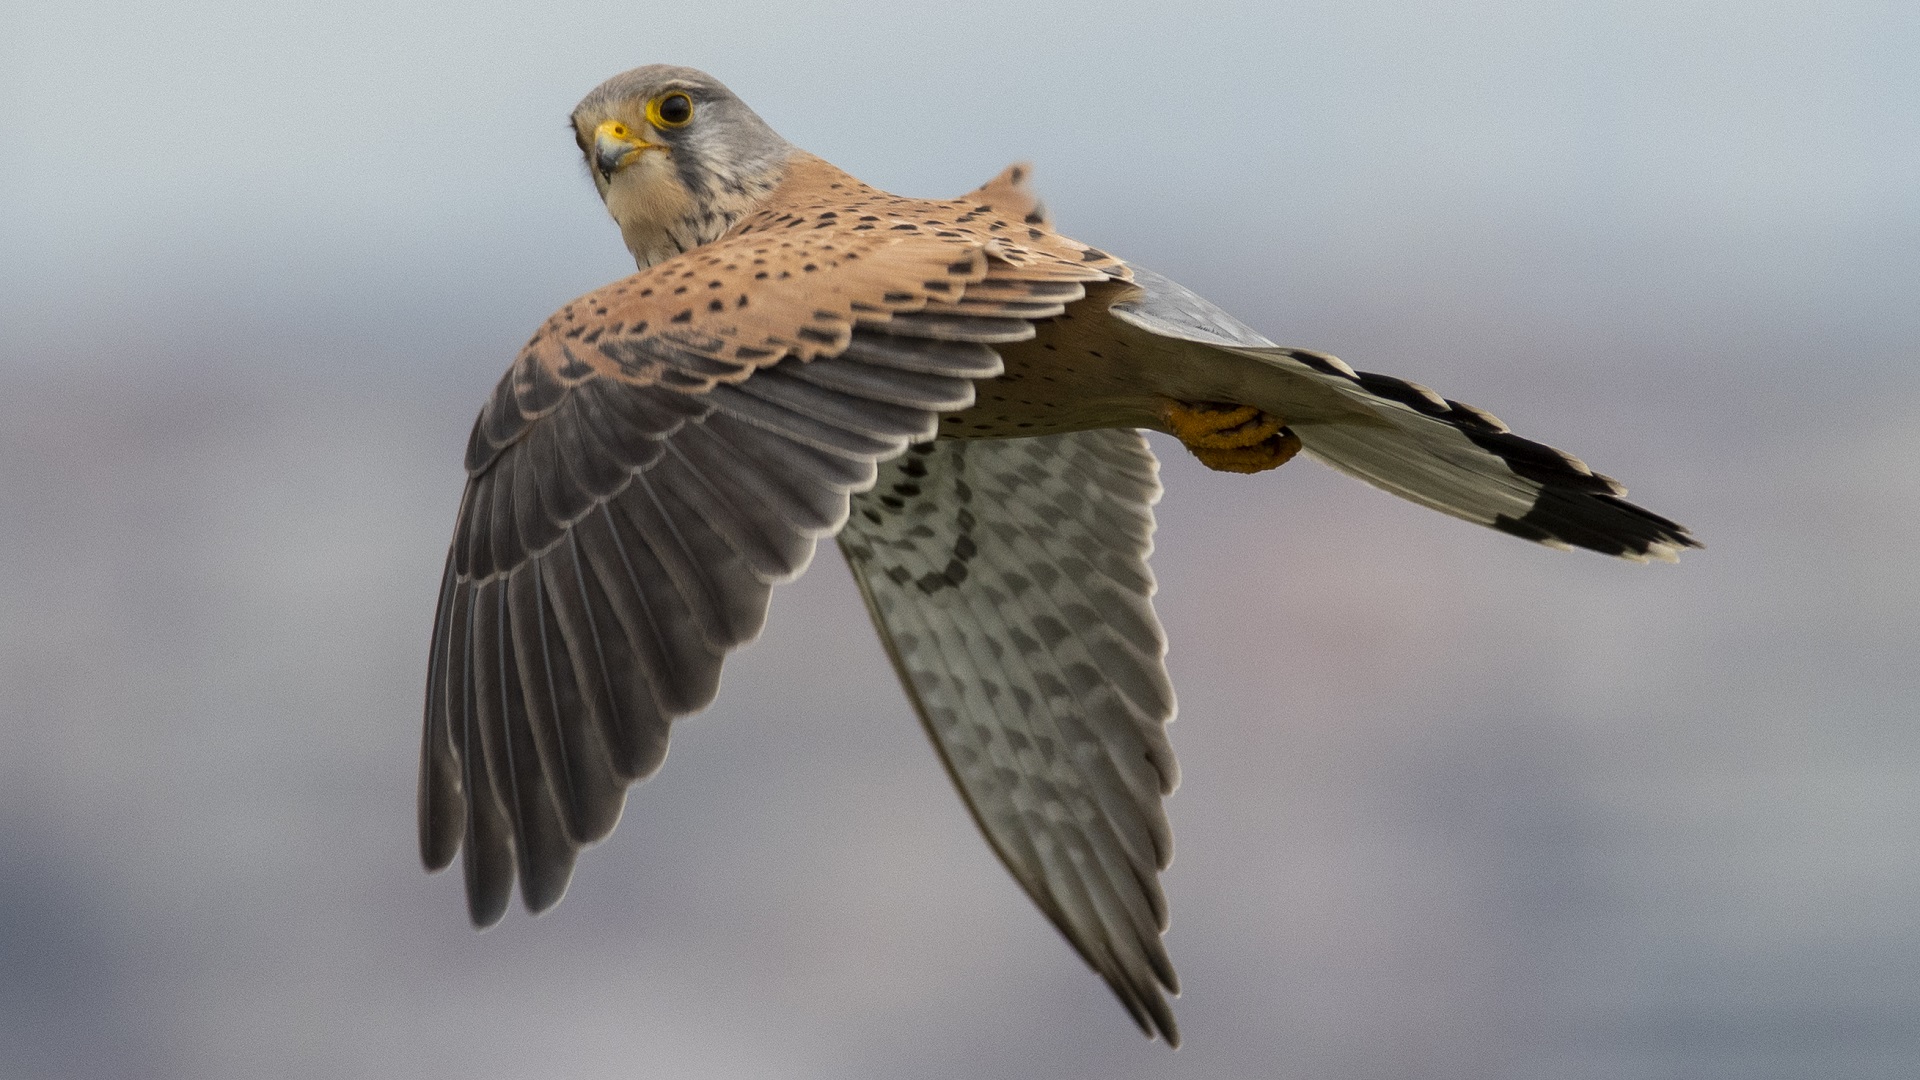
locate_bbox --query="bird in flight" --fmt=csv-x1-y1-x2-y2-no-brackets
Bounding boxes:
420,64,1698,1046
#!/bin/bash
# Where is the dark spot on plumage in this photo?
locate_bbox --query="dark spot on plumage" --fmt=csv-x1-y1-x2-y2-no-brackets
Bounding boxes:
910,441,937,454
802,263,818,272
1088,350,1104,358
880,495,905,510
942,559,969,584
859,215,880,222
864,509,883,525
1028,228,1044,240
708,299,724,312
671,310,692,323
582,328,603,344
883,291,914,303
1043,342,1057,351
796,326,839,345
924,281,952,293
945,260,974,274
900,456,928,477
594,306,608,315
1446,400,1507,433
659,366,712,391
1080,247,1108,261
1466,430,1621,493
1024,211,1045,224
891,223,919,231
1356,371,1450,416
755,271,769,279
886,565,912,584
563,326,584,339
1492,510,1586,549
733,344,774,360
640,288,653,297
673,285,689,295
953,534,976,560
736,295,749,308
1033,672,1070,700
891,482,921,497
817,211,837,219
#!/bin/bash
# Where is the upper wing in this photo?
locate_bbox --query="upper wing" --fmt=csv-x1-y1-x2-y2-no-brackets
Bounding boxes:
838,430,1182,1045
961,161,1051,229
1110,265,1701,561
422,221,1118,926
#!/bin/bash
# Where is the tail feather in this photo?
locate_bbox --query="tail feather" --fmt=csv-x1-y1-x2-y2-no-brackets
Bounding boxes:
1245,346,1700,563
1103,265,1699,562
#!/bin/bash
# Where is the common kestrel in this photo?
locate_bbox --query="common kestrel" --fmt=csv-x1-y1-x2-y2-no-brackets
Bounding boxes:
420,65,1698,1045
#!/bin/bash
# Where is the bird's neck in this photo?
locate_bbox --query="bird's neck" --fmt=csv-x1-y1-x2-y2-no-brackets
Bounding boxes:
616,152,885,267
727,153,884,237
617,149,829,269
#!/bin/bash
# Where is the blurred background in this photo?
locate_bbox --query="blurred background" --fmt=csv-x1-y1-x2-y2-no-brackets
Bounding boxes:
3,2,1916,1077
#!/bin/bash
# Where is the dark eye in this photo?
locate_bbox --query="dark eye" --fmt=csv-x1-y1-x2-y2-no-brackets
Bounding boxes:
653,92,693,127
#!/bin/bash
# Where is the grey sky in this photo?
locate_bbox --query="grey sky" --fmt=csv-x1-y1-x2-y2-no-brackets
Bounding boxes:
3,3,1917,1078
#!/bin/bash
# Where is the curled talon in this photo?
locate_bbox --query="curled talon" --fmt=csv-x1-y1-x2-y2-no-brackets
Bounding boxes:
1189,426,1302,473
1163,400,1299,471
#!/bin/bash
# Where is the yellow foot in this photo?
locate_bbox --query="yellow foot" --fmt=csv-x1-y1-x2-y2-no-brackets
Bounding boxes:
1162,400,1303,474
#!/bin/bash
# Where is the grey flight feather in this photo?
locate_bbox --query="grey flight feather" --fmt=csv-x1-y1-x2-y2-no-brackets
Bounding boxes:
839,430,1183,1046
420,331,1002,926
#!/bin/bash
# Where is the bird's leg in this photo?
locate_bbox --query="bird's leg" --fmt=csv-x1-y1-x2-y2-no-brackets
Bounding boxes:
1161,400,1303,474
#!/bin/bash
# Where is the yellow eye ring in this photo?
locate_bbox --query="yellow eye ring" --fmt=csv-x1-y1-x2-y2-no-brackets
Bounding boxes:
647,92,694,128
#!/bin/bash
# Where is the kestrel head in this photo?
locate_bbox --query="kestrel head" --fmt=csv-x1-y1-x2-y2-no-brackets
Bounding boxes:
570,65,794,267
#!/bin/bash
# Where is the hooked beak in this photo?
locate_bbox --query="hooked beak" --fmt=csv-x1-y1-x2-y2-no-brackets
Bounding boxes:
593,119,658,181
